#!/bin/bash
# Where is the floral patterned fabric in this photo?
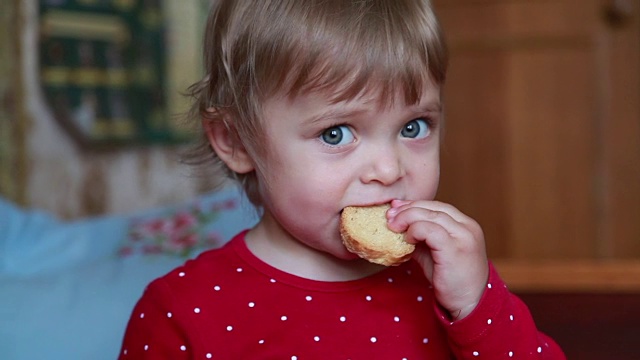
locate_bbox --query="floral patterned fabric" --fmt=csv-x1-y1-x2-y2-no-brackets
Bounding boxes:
118,197,244,258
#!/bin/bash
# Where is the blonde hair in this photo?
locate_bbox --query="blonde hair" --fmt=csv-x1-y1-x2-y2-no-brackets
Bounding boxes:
185,0,448,208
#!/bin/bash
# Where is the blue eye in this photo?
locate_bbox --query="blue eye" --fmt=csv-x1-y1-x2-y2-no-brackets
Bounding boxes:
401,119,430,139
320,125,355,146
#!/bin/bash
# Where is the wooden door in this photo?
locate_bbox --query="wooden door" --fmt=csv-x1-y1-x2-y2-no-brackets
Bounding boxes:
432,0,640,289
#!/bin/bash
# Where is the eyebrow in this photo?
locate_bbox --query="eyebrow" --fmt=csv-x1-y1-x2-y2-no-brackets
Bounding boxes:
303,98,442,125
305,108,370,125
409,102,442,114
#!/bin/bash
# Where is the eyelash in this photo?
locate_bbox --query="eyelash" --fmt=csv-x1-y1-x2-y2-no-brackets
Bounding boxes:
318,115,437,146
417,115,438,130
318,123,355,147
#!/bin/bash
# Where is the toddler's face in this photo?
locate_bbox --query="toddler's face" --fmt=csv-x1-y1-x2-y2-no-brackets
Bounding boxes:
255,80,442,260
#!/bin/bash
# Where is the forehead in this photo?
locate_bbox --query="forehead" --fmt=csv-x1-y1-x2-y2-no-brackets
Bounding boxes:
266,77,442,122
301,76,440,110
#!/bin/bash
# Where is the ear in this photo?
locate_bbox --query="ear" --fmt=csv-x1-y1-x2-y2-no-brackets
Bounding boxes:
202,109,255,174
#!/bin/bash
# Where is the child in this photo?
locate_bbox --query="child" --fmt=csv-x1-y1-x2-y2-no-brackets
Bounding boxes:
119,0,566,358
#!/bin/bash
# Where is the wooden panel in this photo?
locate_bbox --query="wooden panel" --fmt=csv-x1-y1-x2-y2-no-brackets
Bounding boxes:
434,0,595,43
601,0,640,258
506,47,599,259
494,259,640,292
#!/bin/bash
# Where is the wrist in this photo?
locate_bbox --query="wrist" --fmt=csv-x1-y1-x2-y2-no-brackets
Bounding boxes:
451,301,479,321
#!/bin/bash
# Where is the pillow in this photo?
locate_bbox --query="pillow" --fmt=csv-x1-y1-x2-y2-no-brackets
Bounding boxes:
0,185,258,275
0,185,259,360
116,187,257,259
0,254,187,360
0,197,128,276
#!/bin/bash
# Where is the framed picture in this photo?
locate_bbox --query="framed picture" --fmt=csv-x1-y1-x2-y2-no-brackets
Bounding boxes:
38,0,208,149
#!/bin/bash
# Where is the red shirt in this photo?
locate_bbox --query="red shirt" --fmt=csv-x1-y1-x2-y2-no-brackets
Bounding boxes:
119,231,565,359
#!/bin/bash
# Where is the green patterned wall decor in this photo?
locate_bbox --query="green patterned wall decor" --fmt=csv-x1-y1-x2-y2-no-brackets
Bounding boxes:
39,0,191,149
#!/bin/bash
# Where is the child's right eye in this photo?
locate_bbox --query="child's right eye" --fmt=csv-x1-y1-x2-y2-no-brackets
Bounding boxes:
320,125,355,146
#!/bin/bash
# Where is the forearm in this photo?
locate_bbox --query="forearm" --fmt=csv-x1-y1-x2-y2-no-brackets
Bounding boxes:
439,263,566,359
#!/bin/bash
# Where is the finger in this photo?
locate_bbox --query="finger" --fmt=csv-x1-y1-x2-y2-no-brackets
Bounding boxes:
390,200,472,225
402,217,456,254
388,206,471,239
389,201,482,242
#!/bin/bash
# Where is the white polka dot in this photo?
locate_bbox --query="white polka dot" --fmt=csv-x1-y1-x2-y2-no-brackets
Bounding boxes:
473,351,479,356
179,272,185,277
270,279,276,283
487,283,492,289
366,295,372,301
144,345,149,351
214,285,221,291
194,308,201,314
139,313,145,318
206,354,212,359
537,346,543,353
248,302,255,308
510,315,514,321
423,338,429,344
314,336,320,341
509,351,514,357
388,277,394,283
291,357,298,360
180,345,187,351
339,316,346,322
487,318,492,325
417,295,424,302
394,316,400,322
259,340,265,344
167,312,172,318
226,325,233,331
407,270,412,275
236,267,243,272
281,315,288,321
370,337,377,343
305,296,312,301
123,350,128,355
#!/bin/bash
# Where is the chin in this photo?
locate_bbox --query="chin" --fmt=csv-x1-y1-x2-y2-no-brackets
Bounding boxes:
332,249,362,261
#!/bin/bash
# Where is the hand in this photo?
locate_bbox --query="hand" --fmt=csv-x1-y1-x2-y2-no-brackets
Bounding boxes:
387,199,489,320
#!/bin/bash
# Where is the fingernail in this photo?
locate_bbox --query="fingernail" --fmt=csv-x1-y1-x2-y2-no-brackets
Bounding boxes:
391,199,409,207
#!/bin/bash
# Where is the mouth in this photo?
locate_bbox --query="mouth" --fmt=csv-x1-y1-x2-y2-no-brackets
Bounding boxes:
341,199,396,213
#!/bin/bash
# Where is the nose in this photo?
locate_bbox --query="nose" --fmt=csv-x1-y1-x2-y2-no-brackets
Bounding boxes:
360,145,405,185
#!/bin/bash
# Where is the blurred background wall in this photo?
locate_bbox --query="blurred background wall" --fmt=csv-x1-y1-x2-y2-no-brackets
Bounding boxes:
2,0,639,261
1,0,214,219
2,0,639,270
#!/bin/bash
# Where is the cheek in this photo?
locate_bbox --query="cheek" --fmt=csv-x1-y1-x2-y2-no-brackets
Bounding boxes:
428,168,440,199
257,150,343,208
413,150,440,199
